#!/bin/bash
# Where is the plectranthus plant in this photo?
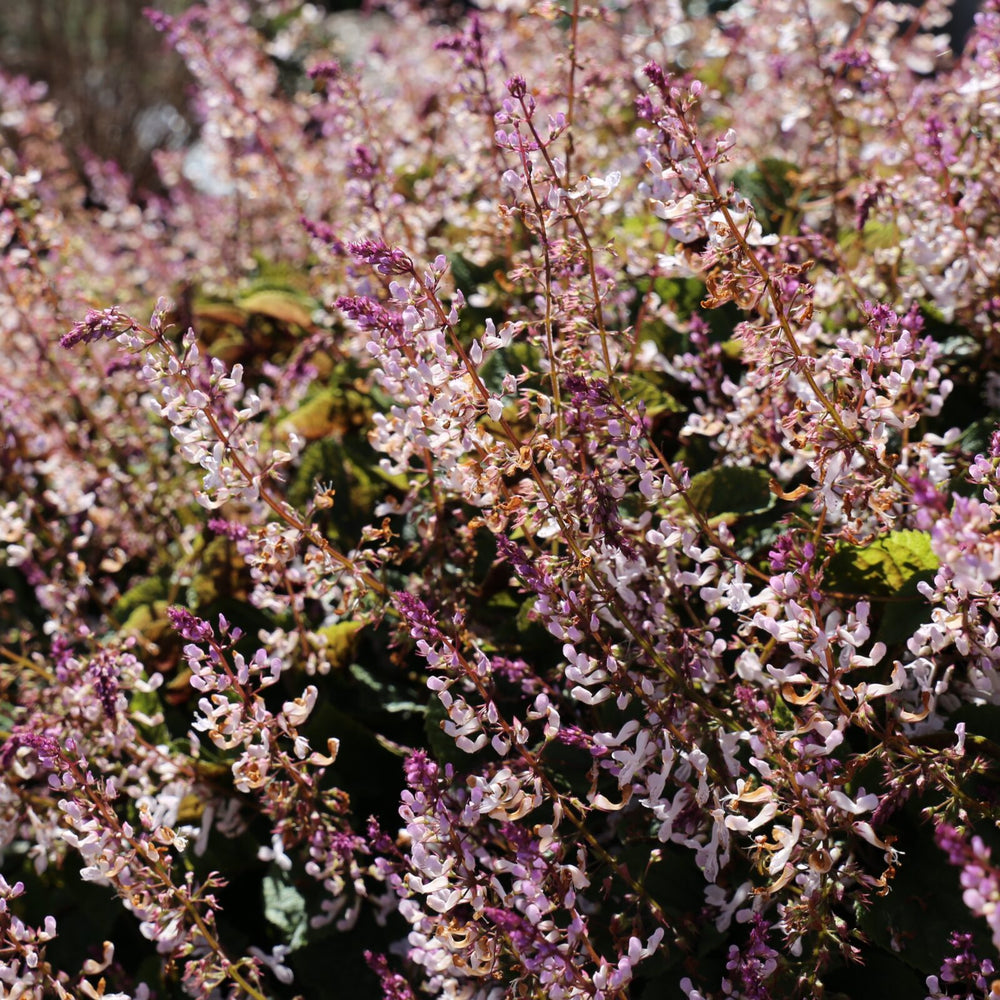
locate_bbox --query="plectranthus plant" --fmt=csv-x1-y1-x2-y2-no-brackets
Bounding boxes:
4,0,1000,997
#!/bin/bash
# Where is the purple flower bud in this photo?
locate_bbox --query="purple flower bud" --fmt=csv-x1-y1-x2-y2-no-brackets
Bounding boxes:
348,144,378,180
495,535,542,589
61,307,136,349
862,300,900,336
643,61,669,93
402,750,439,793
335,295,405,339
300,214,343,251
143,7,174,33
208,518,249,541
88,650,120,721
346,238,413,276
308,60,342,82
506,74,527,98
392,592,442,639
364,952,416,1000
166,606,215,643
0,729,61,770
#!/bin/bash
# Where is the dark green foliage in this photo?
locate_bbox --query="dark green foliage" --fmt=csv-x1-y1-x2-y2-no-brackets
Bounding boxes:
731,158,802,235
686,466,774,518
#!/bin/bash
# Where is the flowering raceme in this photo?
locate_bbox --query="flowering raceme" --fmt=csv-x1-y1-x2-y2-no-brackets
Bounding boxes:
6,0,1000,997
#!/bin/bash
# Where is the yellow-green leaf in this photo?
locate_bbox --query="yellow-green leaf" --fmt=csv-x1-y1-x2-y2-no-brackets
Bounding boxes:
826,530,938,597
236,290,314,327
316,621,365,670
280,390,341,440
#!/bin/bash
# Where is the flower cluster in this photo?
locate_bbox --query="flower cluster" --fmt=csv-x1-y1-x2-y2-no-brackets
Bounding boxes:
5,0,1000,997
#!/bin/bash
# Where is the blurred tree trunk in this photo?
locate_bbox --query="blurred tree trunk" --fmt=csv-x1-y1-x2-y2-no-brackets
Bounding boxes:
0,0,193,191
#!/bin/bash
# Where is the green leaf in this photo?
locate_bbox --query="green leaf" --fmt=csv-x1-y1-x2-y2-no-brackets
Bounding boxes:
856,815,988,973
652,276,708,321
128,687,169,744
187,535,246,609
479,339,543,395
861,219,901,251
731,158,800,234
280,389,343,441
447,252,502,292
236,289,314,328
0,701,16,730
113,576,167,623
120,602,168,644
875,596,934,646
193,300,247,326
262,870,310,951
686,466,773,517
621,371,684,418
771,693,796,730
825,530,938,597
317,621,365,670
617,211,665,241
515,596,537,633
958,415,999,456
348,663,426,715
287,435,405,543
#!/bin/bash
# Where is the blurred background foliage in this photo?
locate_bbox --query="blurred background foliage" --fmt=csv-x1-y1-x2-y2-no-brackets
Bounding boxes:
0,0,982,193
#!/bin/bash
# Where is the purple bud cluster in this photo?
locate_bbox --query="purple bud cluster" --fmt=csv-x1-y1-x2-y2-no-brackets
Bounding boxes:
60,307,136,349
